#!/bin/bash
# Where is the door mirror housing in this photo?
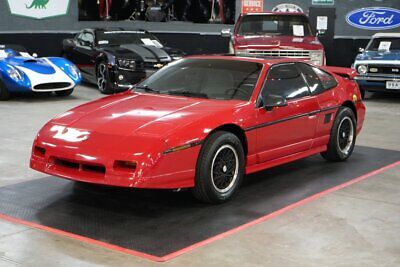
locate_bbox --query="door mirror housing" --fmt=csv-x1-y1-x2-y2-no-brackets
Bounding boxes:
221,28,232,37
80,40,93,47
262,94,288,111
358,47,365,53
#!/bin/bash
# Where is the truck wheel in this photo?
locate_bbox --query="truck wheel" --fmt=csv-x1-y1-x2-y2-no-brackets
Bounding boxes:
321,107,357,162
192,131,245,204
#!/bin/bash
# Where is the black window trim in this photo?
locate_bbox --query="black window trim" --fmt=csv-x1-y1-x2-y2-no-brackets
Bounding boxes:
256,62,312,108
297,62,338,95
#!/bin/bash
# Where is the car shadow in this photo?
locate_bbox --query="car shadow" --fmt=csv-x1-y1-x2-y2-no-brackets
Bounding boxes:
363,91,400,104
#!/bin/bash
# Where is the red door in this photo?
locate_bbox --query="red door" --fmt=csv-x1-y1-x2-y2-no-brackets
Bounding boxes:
254,63,319,163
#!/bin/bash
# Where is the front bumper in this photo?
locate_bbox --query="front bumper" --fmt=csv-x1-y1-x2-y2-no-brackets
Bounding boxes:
355,75,400,92
30,140,200,189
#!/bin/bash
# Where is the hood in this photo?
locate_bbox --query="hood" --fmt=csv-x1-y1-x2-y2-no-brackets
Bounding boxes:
102,44,172,62
356,50,400,62
234,35,323,50
4,57,55,74
46,92,239,150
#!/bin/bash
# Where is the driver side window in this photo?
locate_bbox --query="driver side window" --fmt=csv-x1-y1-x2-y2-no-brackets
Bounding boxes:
77,32,94,46
261,63,310,102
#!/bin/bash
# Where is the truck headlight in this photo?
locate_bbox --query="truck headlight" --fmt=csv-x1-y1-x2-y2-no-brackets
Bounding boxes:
357,65,368,75
117,59,136,70
8,67,23,81
309,50,324,66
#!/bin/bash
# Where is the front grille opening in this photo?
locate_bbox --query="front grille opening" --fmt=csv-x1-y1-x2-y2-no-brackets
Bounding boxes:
53,157,106,176
82,164,106,174
34,146,46,157
113,160,137,172
34,83,72,90
55,158,79,169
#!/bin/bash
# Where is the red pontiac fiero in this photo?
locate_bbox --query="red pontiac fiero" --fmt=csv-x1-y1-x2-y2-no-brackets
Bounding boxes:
30,56,365,203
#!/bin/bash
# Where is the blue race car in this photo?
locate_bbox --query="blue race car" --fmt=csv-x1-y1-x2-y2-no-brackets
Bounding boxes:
0,45,82,100
353,33,400,98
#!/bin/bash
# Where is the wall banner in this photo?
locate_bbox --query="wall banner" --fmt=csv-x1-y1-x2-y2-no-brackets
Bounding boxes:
7,0,71,19
242,0,263,13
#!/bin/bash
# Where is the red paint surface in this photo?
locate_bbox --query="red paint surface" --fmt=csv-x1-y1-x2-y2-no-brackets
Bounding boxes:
30,56,365,189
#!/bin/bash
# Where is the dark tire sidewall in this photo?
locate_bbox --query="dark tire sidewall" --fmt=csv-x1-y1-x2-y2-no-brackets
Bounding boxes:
195,131,245,203
96,62,113,94
325,107,357,161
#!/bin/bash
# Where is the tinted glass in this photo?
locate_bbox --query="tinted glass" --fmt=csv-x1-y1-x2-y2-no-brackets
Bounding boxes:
95,30,161,46
367,38,400,51
262,64,310,100
237,15,312,37
313,67,337,91
297,63,323,94
137,59,262,101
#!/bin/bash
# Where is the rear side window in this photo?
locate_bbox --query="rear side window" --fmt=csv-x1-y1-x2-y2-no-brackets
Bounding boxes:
262,63,310,100
297,63,323,94
313,67,337,91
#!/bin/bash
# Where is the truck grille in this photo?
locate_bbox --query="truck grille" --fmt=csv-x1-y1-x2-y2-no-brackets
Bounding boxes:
237,49,311,59
368,65,400,75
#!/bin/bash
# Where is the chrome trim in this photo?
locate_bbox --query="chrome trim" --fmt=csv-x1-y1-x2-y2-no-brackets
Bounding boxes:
355,76,400,81
236,49,311,58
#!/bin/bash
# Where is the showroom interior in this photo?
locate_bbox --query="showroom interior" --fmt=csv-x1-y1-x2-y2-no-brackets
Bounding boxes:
0,0,399,266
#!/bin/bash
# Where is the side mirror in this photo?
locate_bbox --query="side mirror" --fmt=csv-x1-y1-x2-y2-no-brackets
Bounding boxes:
32,53,38,58
262,94,288,111
80,40,93,47
358,47,365,53
317,30,325,37
221,28,232,37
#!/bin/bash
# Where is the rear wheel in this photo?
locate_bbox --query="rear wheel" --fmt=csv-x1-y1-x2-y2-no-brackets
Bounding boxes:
0,81,11,101
55,88,74,97
192,131,245,204
96,62,113,94
321,107,356,162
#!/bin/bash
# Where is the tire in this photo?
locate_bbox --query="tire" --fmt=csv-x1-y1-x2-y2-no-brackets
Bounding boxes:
96,61,113,94
321,107,357,162
359,86,366,99
192,131,245,204
0,81,11,101
55,88,74,97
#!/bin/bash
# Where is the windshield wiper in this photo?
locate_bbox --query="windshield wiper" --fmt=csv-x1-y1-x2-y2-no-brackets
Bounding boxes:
166,90,209,99
133,85,160,94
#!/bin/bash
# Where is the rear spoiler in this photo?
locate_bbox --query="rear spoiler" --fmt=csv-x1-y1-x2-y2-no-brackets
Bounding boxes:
322,66,357,80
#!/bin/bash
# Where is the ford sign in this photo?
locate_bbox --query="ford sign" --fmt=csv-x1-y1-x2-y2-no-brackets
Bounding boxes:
346,7,400,30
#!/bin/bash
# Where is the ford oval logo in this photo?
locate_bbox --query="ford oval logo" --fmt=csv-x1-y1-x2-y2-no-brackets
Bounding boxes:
346,7,400,30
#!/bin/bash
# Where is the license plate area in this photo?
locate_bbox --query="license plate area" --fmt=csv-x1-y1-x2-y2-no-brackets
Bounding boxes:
386,81,400,90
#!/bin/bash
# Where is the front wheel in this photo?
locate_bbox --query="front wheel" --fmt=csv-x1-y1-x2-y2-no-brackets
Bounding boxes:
0,81,10,101
321,107,357,162
96,62,113,94
55,88,74,97
192,131,245,204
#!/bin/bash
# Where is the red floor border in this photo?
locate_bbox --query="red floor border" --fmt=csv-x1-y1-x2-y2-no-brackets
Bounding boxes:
0,160,399,263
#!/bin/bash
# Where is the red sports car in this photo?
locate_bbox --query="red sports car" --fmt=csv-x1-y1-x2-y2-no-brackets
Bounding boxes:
30,56,365,203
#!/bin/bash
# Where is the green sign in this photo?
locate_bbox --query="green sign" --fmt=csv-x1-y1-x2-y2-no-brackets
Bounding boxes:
312,0,334,5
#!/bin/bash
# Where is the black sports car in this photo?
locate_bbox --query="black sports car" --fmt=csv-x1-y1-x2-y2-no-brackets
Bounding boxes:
62,28,184,94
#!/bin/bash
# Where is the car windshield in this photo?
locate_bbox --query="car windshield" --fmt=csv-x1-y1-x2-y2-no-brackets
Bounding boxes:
96,30,162,47
237,14,313,37
366,38,400,52
135,59,263,101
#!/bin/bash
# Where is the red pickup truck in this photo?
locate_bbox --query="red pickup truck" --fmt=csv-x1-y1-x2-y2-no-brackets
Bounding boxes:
222,12,326,66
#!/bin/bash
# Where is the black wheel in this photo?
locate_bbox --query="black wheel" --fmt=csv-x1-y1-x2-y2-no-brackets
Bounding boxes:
321,107,357,162
192,131,245,204
0,81,11,101
96,62,113,94
55,88,74,97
